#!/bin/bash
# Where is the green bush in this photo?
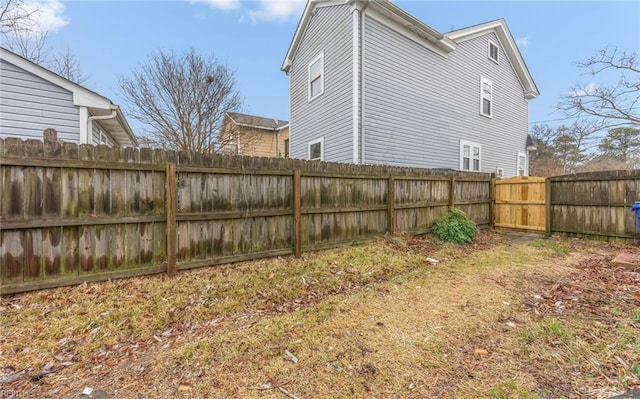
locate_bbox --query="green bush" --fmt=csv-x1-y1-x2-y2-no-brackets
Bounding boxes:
431,208,477,244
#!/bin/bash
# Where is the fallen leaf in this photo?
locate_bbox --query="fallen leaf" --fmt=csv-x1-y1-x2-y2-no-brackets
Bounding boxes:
178,383,192,391
473,348,489,355
36,321,44,331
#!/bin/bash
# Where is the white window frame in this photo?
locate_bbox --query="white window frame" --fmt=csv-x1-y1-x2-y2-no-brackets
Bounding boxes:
480,76,493,118
517,152,527,176
308,52,324,102
496,167,504,178
308,137,324,161
460,139,481,172
488,39,499,64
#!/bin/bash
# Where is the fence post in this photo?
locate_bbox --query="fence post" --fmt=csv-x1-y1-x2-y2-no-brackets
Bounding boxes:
387,175,395,234
166,163,177,276
489,176,495,229
545,178,552,236
449,176,456,208
293,169,302,258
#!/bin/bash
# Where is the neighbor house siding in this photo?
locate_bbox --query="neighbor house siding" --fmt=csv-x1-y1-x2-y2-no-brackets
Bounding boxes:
240,127,289,158
289,4,353,162
362,16,528,176
0,59,80,142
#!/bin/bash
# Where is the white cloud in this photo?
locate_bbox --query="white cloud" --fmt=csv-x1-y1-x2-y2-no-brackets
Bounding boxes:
247,0,306,23
192,0,241,11
516,36,529,48
568,83,599,97
22,0,69,33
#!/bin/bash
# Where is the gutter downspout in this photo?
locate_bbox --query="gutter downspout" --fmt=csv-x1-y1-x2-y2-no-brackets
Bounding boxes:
87,107,118,145
274,119,279,157
360,2,367,164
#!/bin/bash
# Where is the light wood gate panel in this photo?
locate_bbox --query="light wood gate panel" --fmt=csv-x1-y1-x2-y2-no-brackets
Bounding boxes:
494,176,546,233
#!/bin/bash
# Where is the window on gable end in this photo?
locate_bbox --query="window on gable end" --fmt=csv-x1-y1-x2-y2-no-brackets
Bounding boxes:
488,40,499,63
308,52,324,101
480,77,493,118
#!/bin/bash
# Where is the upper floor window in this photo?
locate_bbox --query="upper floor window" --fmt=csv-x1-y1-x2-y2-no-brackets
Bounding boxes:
309,137,324,161
480,77,493,118
308,52,324,101
488,40,499,63
460,139,481,172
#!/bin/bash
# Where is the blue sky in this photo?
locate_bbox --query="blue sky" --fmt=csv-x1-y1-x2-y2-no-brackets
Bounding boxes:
20,0,640,134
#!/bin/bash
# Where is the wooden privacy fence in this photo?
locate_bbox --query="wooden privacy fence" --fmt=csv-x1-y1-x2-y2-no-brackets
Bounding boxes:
494,176,546,233
493,171,640,240
0,138,492,295
547,170,640,240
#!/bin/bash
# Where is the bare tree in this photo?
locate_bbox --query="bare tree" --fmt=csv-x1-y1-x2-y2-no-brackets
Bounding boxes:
4,28,49,63
2,1,87,84
560,47,639,127
529,124,563,176
0,0,38,34
49,45,87,84
119,48,242,153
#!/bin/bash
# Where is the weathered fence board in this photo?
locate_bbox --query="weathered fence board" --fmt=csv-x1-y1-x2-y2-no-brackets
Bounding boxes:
1,138,491,294
548,171,640,240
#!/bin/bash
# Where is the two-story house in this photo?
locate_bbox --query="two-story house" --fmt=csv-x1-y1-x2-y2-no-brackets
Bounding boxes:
281,0,538,176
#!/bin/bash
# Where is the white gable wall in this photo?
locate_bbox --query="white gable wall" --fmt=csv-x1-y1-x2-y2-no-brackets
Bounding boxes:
0,58,81,142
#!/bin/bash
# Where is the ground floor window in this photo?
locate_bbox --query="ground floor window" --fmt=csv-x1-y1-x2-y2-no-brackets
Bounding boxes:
517,152,527,176
460,139,481,171
308,137,324,161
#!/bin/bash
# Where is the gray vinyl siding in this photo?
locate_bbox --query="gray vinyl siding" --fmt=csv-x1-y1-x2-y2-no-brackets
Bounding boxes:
289,4,353,162
363,16,529,176
91,122,116,146
0,59,80,142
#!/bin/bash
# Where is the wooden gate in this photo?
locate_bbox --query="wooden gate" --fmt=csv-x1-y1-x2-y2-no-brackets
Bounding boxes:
494,176,546,233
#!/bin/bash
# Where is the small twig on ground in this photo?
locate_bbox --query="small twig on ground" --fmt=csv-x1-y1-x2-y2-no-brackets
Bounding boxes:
278,386,301,399
249,380,300,398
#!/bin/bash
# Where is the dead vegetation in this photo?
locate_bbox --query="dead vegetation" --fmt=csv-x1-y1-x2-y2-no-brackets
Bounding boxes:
1,232,639,398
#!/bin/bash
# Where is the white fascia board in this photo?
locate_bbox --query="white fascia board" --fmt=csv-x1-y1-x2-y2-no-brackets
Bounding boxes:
114,106,138,147
233,122,289,131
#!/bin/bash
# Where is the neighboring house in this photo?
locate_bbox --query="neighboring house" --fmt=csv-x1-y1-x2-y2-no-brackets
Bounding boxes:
0,47,137,147
281,0,539,176
219,112,290,157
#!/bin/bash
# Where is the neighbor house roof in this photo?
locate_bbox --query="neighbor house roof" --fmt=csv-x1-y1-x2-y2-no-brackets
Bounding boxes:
0,47,138,147
282,0,539,100
226,112,289,131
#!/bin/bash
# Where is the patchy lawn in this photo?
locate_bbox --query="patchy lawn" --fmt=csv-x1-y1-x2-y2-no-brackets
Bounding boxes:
1,232,639,398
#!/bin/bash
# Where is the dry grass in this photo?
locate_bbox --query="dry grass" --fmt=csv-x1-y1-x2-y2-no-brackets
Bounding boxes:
1,232,639,398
